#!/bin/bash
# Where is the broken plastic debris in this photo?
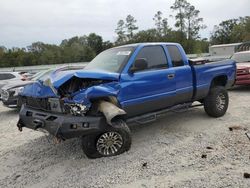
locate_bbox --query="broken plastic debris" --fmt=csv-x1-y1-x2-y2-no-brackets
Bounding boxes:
245,132,250,141
142,162,148,168
206,146,213,150
201,154,207,159
228,125,247,131
243,173,250,179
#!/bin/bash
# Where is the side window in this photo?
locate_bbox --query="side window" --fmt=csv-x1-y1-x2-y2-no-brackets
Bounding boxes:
167,46,184,67
0,74,7,80
0,74,4,80
6,74,15,79
135,46,168,71
0,73,15,80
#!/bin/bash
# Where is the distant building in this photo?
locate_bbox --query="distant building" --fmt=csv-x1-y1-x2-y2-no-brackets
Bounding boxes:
209,41,250,57
209,43,242,56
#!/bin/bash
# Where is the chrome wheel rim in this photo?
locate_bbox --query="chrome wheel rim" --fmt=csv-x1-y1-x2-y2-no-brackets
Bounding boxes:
216,93,226,111
96,132,123,156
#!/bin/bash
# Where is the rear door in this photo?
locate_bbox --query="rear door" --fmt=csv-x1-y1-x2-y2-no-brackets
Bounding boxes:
119,45,176,117
166,45,193,103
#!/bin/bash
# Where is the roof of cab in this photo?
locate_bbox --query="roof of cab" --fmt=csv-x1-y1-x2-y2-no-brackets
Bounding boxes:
113,42,181,48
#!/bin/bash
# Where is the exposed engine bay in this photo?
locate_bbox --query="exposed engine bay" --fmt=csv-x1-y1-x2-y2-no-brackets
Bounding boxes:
58,77,109,97
50,77,113,117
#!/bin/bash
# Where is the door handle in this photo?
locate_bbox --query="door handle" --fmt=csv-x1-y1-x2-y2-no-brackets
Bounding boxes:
167,74,175,79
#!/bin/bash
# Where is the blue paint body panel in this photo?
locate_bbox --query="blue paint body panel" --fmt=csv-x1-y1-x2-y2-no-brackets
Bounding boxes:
20,43,236,117
21,81,58,98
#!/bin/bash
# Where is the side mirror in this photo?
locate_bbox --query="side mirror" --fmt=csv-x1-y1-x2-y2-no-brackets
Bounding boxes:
130,58,148,73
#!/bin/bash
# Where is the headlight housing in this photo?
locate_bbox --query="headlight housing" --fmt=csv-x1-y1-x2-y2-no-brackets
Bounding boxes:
1,90,9,101
64,103,88,116
10,87,24,96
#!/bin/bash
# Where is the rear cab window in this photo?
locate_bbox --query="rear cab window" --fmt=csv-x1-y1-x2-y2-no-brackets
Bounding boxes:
166,45,184,67
134,45,168,71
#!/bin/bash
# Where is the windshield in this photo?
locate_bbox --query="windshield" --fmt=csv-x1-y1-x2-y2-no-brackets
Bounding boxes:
231,52,250,63
85,47,134,73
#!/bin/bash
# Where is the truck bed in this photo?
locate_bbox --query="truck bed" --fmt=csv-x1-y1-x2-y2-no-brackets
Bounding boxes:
192,59,236,100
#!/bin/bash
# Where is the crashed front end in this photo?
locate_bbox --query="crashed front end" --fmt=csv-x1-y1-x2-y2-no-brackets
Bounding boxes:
17,71,121,140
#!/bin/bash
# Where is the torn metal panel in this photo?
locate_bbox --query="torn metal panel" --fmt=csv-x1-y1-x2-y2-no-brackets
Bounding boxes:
98,101,126,125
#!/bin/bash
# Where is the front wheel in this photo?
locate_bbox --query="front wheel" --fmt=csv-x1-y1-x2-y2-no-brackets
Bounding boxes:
81,119,131,159
204,86,229,117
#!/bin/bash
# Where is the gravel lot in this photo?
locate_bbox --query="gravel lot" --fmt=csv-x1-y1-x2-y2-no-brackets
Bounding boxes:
0,86,250,188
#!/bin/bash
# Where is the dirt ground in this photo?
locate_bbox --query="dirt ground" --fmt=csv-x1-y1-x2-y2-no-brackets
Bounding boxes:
0,86,250,188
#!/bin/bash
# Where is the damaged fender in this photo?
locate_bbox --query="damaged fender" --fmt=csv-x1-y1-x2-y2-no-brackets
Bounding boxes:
68,82,124,123
72,82,120,106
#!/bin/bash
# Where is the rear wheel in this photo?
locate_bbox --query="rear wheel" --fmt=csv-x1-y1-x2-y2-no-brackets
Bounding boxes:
81,119,131,159
204,86,229,117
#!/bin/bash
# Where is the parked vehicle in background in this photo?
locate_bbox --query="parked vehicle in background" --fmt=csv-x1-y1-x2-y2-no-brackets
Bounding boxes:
0,72,26,89
209,43,242,57
0,72,28,100
17,43,236,158
0,70,50,108
1,65,85,108
231,50,250,85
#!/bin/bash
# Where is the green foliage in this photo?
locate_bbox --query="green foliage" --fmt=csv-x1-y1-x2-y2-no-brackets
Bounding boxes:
170,0,190,34
115,20,127,45
185,5,206,40
125,15,139,40
170,0,206,53
1,1,249,68
211,16,250,44
153,11,170,37
114,1,208,54
115,15,139,45
0,33,109,67
130,29,160,43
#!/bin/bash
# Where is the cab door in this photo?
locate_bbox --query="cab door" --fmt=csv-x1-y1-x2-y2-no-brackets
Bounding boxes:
166,45,193,104
119,45,176,117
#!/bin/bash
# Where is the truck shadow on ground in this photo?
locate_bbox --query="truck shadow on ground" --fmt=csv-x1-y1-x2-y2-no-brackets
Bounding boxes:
0,107,19,115
229,85,250,92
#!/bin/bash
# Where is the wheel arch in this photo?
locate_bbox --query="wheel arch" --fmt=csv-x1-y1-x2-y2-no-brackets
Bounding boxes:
210,75,228,89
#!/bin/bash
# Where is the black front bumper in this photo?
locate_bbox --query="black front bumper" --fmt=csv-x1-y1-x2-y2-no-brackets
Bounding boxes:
18,105,106,139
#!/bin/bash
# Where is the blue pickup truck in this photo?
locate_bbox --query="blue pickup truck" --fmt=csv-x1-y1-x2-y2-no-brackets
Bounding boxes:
17,43,236,158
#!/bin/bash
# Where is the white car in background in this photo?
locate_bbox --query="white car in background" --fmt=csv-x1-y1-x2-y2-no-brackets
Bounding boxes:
0,72,27,89
0,72,27,99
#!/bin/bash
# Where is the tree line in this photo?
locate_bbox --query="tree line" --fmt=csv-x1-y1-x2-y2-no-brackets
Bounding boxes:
0,0,249,68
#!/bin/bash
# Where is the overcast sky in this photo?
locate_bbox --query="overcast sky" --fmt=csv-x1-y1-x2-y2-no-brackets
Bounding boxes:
0,0,249,48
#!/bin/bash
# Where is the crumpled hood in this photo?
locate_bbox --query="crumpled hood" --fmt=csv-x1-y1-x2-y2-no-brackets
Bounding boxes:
20,69,120,98
50,69,120,89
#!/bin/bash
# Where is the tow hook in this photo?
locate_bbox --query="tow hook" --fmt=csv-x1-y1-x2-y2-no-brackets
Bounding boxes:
17,120,23,132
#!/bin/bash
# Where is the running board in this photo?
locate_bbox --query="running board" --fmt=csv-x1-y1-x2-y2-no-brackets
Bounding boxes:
126,102,203,125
